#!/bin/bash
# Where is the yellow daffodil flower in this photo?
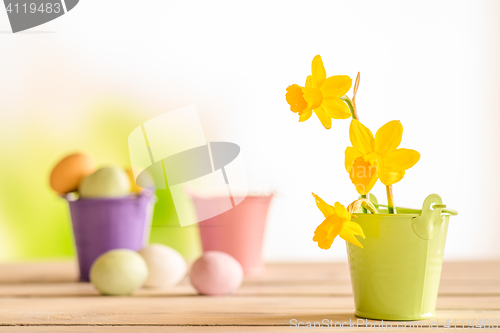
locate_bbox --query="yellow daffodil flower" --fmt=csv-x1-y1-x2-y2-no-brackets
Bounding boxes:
312,194,377,249
286,55,352,129
345,119,420,194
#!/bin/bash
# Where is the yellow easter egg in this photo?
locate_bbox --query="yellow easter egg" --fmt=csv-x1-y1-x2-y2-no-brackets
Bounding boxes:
90,249,148,296
79,166,131,198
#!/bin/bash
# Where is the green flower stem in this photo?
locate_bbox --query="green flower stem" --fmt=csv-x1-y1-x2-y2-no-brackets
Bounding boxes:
386,185,396,214
360,194,368,213
342,95,370,212
340,95,357,120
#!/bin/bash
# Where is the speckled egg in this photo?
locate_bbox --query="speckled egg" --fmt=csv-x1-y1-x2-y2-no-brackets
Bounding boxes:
49,152,95,194
79,166,131,198
189,251,243,295
90,249,148,296
138,244,187,288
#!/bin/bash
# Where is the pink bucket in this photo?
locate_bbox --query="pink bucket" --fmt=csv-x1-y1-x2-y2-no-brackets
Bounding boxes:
191,195,272,276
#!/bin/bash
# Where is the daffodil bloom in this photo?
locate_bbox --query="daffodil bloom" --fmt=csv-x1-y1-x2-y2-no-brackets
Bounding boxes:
286,55,352,129
345,119,420,194
312,194,376,249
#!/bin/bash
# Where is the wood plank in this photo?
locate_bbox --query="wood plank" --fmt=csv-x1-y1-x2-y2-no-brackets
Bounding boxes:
0,297,498,326
239,280,500,297
0,277,500,310
0,278,499,298
0,261,79,284
0,328,309,333
0,261,498,330
0,291,498,310
1,328,491,333
243,261,500,282
1,261,499,285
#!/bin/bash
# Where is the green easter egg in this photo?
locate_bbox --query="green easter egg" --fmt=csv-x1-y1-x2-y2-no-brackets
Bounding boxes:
90,249,148,296
79,166,131,198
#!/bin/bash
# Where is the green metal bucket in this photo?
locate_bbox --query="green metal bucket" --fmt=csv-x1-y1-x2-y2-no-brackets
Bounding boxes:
347,194,457,321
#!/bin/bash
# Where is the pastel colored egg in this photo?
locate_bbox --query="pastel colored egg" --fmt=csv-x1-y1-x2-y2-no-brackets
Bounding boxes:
189,251,243,295
79,166,131,198
90,249,148,296
138,244,187,288
49,152,95,194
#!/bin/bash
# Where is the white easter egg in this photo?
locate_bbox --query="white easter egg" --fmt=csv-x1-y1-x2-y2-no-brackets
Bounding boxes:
79,166,131,198
90,249,148,296
138,244,187,288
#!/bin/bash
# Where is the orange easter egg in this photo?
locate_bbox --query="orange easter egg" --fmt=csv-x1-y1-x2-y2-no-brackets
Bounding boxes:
49,152,95,194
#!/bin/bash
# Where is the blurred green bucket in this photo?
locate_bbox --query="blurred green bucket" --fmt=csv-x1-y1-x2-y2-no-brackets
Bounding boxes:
347,194,457,321
148,189,201,262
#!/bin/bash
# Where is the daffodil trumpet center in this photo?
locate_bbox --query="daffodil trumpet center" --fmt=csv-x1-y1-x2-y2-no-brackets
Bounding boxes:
312,194,376,250
302,87,323,109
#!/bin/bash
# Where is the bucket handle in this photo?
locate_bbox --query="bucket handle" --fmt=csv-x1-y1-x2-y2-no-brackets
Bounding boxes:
412,194,455,240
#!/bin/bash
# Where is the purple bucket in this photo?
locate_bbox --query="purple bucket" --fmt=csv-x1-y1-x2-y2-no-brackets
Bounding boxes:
67,191,154,282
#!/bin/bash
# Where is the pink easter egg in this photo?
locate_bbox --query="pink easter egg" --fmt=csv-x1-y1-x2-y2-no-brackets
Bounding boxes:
189,251,243,295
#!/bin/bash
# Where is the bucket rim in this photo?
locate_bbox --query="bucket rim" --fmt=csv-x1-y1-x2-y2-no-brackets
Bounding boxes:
370,194,457,216
64,190,154,203
353,212,454,218
189,194,273,201
353,212,420,218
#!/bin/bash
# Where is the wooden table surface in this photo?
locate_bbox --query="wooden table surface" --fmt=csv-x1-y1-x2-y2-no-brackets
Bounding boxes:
0,261,499,332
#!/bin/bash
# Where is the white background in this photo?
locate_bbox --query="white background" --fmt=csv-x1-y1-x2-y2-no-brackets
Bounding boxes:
0,0,499,261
